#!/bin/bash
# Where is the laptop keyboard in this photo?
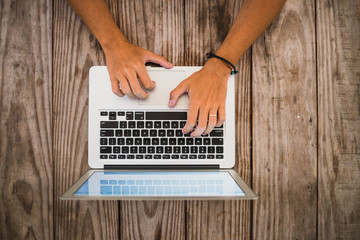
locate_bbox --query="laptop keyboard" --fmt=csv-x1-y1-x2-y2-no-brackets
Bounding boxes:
99,111,224,160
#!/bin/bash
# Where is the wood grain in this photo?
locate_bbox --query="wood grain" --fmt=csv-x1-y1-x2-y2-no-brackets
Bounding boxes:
317,0,360,239
117,1,186,239
53,0,119,239
252,0,317,239
0,0,53,239
185,0,252,239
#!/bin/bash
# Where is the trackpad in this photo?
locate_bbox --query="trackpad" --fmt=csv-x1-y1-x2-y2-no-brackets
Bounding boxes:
138,70,187,106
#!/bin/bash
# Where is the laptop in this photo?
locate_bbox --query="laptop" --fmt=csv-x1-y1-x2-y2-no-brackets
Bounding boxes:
61,66,257,200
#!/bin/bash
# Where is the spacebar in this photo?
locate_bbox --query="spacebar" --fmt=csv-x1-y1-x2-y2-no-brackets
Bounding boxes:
146,112,187,120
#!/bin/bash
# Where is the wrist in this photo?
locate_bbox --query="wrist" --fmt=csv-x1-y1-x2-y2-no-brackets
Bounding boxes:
100,30,129,53
203,57,232,78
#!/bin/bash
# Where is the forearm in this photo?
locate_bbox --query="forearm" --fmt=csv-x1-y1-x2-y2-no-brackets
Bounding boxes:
66,0,127,49
215,0,286,65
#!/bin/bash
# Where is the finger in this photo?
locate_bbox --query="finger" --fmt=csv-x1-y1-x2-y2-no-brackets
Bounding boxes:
137,67,156,90
183,102,199,134
191,107,208,137
169,82,188,107
216,105,226,127
146,52,173,69
125,70,148,99
203,108,218,135
109,74,125,97
118,75,135,98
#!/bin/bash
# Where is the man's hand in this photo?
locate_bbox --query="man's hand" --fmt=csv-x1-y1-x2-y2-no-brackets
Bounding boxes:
169,58,231,137
104,40,173,99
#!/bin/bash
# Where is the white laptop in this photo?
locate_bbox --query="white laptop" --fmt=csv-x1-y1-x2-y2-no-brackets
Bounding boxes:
61,66,257,200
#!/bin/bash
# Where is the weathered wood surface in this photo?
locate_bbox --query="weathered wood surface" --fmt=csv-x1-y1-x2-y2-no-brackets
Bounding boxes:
317,0,360,239
0,0,53,239
53,0,119,239
184,0,252,239
252,0,317,239
117,1,186,239
1,0,360,239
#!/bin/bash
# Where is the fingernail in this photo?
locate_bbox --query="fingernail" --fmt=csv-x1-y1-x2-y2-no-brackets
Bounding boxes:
152,81,156,86
168,100,174,107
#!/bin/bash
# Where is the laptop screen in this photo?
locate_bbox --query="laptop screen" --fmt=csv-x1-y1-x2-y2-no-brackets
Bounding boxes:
74,171,245,197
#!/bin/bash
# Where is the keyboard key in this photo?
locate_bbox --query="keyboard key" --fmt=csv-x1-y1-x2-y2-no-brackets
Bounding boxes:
174,146,180,153
129,121,136,128
180,121,186,128
136,154,144,159
199,147,206,153
145,121,153,128
216,155,224,159
161,138,168,145
182,146,189,153
154,121,161,128
210,130,223,137
143,138,151,145
127,155,135,159
212,138,224,145
124,130,131,137
122,186,130,195
154,155,161,159
198,155,206,159
122,146,129,153
135,138,142,145
146,112,187,120
115,130,123,137
100,147,111,153
100,180,108,184
109,115,116,120
100,130,114,137
163,121,170,128
109,111,116,116
171,155,180,159
131,186,138,195
150,130,157,137
135,121,144,129
145,155,153,159
109,180,117,185
117,138,125,145
167,130,174,137
100,155,108,159
141,130,149,137
136,180,144,185
109,155,116,159
176,130,183,137
186,138,193,145
158,130,166,137
180,155,188,159
191,146,198,153
148,146,155,154
100,111,108,116
109,138,116,145
156,146,164,154
126,138,133,145
135,112,144,120
207,155,215,159
139,186,146,195
118,180,126,185
203,138,211,145
113,186,121,194
100,121,118,128
189,155,197,159
156,186,163,194
139,146,146,153
113,147,120,153
178,138,185,145
126,112,133,120
130,146,138,153
117,111,125,116
117,155,125,159
216,146,224,153
100,186,112,195
169,138,176,145
133,130,140,137
148,186,155,195
120,121,127,128
171,121,179,128
165,146,172,153
195,138,202,145
100,138,107,145
208,146,215,153
163,155,170,159
152,138,159,145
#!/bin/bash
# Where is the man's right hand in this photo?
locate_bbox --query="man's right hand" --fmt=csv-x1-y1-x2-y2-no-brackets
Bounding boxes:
104,40,173,99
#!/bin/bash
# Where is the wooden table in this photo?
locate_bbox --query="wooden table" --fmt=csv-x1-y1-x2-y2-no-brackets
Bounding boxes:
0,0,359,239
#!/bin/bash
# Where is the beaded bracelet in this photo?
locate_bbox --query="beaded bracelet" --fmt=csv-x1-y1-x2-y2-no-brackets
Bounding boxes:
206,52,238,75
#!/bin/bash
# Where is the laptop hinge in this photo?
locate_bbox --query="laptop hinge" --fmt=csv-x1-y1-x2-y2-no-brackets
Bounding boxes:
104,165,220,170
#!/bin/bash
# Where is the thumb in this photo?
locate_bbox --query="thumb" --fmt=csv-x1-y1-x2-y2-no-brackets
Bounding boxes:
146,52,173,69
169,82,187,107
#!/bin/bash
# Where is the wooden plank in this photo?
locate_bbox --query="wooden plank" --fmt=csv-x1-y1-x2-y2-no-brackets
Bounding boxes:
0,0,53,239
117,1,186,239
184,1,252,239
53,0,119,239
317,0,360,239
252,0,317,239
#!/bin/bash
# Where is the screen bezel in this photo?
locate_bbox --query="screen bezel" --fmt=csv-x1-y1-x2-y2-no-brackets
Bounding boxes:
60,169,257,200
